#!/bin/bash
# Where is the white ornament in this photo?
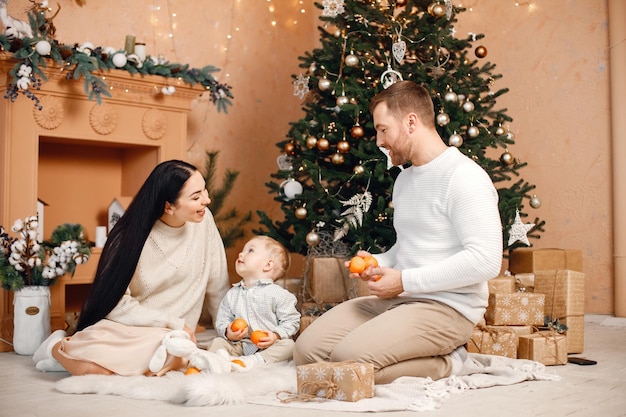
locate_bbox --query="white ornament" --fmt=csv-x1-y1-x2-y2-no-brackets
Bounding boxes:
436,112,450,126
508,209,535,246
344,54,359,67
35,40,51,56
112,53,128,68
281,179,303,200
392,40,406,64
381,65,403,89
322,0,345,18
444,91,458,102
293,73,310,99
462,100,475,112
318,77,331,91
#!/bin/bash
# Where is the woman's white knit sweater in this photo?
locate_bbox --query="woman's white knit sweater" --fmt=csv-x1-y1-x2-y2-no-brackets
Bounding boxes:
375,147,503,324
105,208,230,331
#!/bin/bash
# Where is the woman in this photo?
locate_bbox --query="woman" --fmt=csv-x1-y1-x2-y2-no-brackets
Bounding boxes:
33,160,230,376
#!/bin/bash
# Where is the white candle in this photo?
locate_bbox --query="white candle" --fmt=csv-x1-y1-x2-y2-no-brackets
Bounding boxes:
95,226,107,248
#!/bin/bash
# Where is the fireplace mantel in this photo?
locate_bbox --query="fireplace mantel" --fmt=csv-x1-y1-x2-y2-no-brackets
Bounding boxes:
0,58,204,350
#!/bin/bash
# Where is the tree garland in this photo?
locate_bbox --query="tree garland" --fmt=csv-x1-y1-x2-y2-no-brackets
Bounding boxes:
0,2,232,112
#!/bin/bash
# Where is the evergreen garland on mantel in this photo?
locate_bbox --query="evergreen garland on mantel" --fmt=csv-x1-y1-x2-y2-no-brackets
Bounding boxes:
0,2,233,112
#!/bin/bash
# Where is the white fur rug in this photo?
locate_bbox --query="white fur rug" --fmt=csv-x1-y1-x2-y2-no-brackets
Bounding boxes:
55,354,561,412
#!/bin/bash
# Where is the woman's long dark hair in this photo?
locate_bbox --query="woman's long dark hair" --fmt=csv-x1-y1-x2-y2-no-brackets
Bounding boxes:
76,160,197,331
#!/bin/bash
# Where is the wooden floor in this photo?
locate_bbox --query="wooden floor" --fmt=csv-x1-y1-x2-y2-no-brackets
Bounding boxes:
0,314,624,417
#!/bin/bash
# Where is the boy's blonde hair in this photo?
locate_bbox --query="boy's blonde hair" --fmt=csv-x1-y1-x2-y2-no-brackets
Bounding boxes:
254,235,291,280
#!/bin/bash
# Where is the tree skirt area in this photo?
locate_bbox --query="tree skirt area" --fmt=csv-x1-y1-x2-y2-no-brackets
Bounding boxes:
55,353,561,412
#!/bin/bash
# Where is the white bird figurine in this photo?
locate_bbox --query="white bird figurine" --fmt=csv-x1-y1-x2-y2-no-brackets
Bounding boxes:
0,0,34,39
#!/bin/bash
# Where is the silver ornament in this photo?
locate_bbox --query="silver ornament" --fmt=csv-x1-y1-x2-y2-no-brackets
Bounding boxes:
436,112,450,126
449,133,463,147
467,125,479,138
306,231,321,246
444,91,458,102
344,54,359,67
336,95,349,106
318,78,331,91
495,126,506,136
530,195,542,209
462,100,475,112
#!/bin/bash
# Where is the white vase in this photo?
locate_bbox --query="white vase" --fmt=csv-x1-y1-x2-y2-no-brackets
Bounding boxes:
13,286,51,355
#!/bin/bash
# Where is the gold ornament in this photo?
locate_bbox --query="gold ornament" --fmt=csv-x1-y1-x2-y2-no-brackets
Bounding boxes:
529,195,542,209
475,46,488,58
353,165,365,175
284,142,296,155
344,53,359,67
396,0,407,6
295,207,308,219
495,125,506,136
331,153,345,165
428,3,446,18
350,124,364,138
306,231,321,246
318,77,331,91
317,137,330,151
337,140,351,153
500,151,514,166
306,135,318,149
449,133,463,148
467,125,479,138
336,95,349,106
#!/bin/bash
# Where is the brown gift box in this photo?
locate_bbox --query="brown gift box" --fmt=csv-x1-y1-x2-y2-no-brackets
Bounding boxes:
306,257,370,303
533,270,585,353
487,325,534,348
485,293,545,326
488,276,516,294
508,248,583,274
296,361,375,402
518,331,567,365
299,316,317,334
467,325,517,358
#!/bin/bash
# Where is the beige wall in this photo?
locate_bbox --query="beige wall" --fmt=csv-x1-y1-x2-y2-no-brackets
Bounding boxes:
5,1,615,313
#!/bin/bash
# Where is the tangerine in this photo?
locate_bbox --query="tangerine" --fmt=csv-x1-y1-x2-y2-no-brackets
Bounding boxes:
250,330,268,345
231,359,246,367
184,366,201,375
231,317,248,332
349,256,366,274
363,255,378,269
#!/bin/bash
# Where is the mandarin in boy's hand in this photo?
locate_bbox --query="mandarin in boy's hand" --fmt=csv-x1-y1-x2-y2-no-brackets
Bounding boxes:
231,359,245,367
184,366,201,375
349,256,367,274
231,317,248,332
250,330,268,346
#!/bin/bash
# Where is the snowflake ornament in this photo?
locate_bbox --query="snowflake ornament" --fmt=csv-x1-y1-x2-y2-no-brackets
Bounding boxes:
507,209,535,246
293,73,310,99
322,0,345,18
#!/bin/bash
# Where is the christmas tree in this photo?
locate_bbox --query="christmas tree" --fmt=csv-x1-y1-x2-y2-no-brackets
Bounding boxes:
256,0,544,256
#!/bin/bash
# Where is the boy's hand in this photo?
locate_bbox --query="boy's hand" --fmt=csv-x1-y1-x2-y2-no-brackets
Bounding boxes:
254,330,279,349
226,323,248,341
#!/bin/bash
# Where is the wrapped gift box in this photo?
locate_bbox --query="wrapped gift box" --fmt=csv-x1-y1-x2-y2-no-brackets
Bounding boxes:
518,331,567,365
488,276,516,294
306,257,370,303
467,325,517,358
299,316,317,334
297,361,375,402
485,293,545,326
487,325,534,348
533,270,585,353
508,248,582,275
515,273,535,292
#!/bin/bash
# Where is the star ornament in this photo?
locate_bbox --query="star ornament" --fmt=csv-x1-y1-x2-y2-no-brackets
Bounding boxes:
508,209,535,246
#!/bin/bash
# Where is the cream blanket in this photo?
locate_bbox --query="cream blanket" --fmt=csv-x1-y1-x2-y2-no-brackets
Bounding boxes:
55,353,561,412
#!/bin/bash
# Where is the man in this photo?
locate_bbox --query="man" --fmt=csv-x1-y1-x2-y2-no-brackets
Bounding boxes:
293,80,503,383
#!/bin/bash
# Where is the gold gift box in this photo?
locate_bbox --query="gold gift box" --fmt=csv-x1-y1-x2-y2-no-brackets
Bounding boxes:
508,248,583,275
518,331,567,365
488,276,516,294
297,361,375,402
467,326,517,358
485,293,545,326
533,270,585,353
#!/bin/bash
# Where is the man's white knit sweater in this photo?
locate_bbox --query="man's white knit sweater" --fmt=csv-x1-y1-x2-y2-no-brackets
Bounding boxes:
375,147,503,324
106,209,230,331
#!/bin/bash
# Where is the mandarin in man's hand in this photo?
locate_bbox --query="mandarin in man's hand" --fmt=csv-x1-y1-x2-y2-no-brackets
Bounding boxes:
363,255,378,269
349,256,367,274
231,317,248,332
250,330,268,346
